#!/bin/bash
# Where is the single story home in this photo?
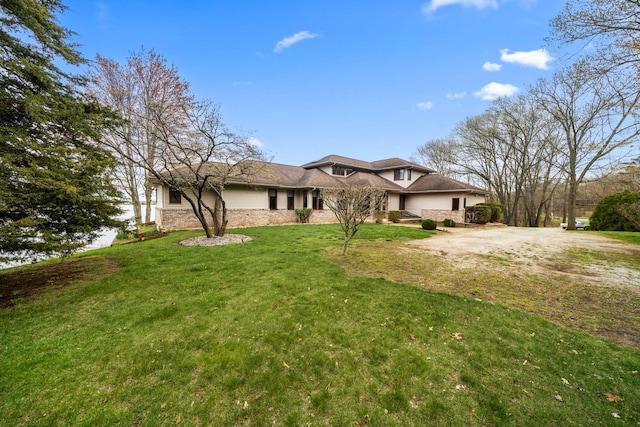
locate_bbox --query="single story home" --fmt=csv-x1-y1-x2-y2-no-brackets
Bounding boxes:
154,154,488,230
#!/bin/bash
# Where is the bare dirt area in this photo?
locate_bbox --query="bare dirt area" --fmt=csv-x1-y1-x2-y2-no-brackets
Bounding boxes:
408,224,640,289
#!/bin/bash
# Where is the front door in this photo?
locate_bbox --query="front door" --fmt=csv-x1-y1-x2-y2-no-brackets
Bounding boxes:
399,195,406,210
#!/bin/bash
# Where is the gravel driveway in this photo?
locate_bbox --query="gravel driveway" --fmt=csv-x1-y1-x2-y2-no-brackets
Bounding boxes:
407,224,640,288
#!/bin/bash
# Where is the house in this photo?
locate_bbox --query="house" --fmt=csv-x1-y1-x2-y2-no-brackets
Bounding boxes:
154,154,488,230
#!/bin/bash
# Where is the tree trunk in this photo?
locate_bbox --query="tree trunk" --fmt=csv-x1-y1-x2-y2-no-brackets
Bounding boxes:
144,183,153,224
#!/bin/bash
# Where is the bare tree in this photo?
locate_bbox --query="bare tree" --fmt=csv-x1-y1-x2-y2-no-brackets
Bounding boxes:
322,185,387,256
549,0,640,73
87,48,193,226
149,100,267,238
533,62,640,229
411,138,462,179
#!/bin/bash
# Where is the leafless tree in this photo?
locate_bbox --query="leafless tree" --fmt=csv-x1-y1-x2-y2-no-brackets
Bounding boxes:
322,185,387,256
533,62,640,229
149,100,267,238
87,48,193,226
549,0,640,73
411,138,463,179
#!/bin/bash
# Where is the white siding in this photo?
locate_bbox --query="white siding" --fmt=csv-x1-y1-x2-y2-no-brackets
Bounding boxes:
224,186,267,209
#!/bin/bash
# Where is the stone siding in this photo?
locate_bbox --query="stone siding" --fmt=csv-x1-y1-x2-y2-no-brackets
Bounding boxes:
156,207,338,231
420,209,465,224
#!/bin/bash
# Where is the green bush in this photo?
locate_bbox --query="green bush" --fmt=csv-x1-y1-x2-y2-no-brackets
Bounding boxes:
388,210,401,223
590,190,640,231
375,210,385,224
466,205,491,224
443,218,456,227
295,208,313,224
422,219,437,230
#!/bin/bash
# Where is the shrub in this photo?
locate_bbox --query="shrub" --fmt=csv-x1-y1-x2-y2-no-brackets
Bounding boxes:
443,218,456,227
295,208,313,224
422,219,437,230
388,210,401,223
466,205,491,224
375,210,385,224
590,190,640,231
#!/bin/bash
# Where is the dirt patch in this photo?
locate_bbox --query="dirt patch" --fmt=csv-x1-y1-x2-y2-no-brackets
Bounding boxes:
0,256,121,309
407,225,640,289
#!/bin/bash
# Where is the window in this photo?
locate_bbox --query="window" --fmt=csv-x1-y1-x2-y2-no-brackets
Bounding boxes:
169,189,182,204
452,198,460,211
269,189,277,210
303,190,308,208
332,166,354,176
407,169,412,181
394,169,405,181
312,190,323,210
287,190,294,210
463,198,467,208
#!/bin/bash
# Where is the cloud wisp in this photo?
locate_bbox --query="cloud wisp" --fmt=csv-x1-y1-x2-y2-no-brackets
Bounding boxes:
417,102,434,111
423,0,498,13
274,31,319,53
483,61,502,72
446,92,466,99
473,82,518,100
500,48,555,70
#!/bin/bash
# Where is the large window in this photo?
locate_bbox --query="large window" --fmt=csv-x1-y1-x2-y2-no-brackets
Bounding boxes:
287,190,294,210
452,197,460,211
169,189,182,204
394,169,405,181
269,189,277,210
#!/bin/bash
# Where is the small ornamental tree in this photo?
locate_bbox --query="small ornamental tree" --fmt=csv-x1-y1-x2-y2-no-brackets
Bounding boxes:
322,185,387,256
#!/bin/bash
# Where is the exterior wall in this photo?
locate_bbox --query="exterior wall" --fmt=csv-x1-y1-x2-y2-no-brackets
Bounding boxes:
420,209,465,224
156,206,337,231
224,185,267,209
387,193,400,210
378,169,427,189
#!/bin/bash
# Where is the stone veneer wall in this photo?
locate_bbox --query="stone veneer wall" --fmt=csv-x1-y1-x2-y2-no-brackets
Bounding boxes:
421,209,465,224
157,207,338,231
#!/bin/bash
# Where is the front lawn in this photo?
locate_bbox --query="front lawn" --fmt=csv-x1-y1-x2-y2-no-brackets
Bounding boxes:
0,224,638,426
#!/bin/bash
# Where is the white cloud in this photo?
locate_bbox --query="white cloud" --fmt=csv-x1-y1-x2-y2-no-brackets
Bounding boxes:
417,102,433,111
248,137,264,147
473,82,519,100
274,31,319,53
483,61,502,72
423,0,498,13
500,48,555,70
446,92,466,99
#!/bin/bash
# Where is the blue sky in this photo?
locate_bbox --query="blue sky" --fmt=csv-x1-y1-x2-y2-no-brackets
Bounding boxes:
59,0,567,166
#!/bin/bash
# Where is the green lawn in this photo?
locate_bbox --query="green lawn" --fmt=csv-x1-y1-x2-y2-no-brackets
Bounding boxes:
1,224,638,426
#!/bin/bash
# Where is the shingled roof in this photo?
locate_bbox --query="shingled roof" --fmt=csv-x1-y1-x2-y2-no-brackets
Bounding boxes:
406,174,488,194
301,154,434,174
153,156,485,194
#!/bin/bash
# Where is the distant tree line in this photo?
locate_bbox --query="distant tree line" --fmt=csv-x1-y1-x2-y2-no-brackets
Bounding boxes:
412,0,640,229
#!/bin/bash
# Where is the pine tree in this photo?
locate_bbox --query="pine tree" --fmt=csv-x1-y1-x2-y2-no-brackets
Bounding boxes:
0,0,121,262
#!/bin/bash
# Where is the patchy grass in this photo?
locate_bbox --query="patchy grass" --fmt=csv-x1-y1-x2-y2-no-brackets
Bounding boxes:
0,224,639,426
327,232,640,349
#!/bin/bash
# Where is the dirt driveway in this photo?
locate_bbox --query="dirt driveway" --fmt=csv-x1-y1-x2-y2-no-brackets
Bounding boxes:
407,224,640,289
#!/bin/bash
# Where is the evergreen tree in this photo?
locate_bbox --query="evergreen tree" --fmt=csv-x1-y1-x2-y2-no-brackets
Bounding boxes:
0,0,121,262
